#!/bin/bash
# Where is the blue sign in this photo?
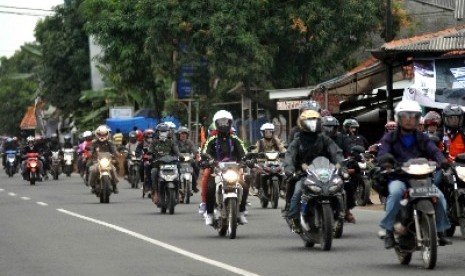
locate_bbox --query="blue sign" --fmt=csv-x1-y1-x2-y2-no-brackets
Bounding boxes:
177,65,194,98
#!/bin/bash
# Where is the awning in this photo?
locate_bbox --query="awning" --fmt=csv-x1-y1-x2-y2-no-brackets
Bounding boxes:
20,106,37,130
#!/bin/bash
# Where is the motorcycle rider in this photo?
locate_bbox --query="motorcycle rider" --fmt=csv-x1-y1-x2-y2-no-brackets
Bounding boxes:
175,126,200,193
124,131,140,179
149,123,182,204
135,128,155,192
342,118,369,151
20,136,44,180
88,125,119,194
284,110,344,233
34,135,50,180
200,110,249,225
48,133,64,167
442,104,465,163
251,122,286,200
288,100,321,145
377,100,451,249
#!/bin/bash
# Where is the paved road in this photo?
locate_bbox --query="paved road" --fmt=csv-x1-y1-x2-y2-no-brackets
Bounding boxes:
1,171,465,276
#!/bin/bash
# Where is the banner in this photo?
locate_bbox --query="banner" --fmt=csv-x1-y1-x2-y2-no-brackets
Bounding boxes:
403,58,465,109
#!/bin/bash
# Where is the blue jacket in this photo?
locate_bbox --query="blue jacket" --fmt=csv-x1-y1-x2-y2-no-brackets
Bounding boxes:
377,130,445,164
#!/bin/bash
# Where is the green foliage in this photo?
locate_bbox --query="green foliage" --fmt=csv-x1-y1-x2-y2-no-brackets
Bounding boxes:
0,47,41,136
34,0,91,114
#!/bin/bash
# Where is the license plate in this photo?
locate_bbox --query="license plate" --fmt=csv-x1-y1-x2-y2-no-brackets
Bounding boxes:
410,186,439,197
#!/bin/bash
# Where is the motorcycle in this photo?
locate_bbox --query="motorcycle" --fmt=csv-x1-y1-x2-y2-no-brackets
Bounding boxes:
5,150,18,177
156,155,180,214
25,152,41,185
345,145,372,206
94,152,115,203
288,157,345,250
255,151,285,209
203,154,247,239
380,158,439,269
63,148,74,177
443,153,465,239
127,150,142,189
178,153,194,204
50,151,62,180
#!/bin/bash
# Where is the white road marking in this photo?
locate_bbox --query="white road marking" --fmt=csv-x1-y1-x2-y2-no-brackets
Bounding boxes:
37,202,48,206
0,188,4,192
21,197,31,200
8,192,16,196
57,208,260,276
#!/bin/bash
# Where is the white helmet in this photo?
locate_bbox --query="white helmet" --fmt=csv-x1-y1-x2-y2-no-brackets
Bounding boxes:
165,121,176,129
83,130,92,138
95,125,109,142
26,136,35,143
212,110,233,123
394,100,422,122
260,123,275,137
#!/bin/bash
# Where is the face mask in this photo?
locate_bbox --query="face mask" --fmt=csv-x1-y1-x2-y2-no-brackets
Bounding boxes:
159,132,168,141
304,119,317,132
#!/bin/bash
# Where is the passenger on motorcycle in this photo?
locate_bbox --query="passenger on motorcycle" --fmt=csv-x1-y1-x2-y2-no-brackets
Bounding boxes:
20,136,44,179
175,126,200,193
284,110,344,233
200,110,249,225
442,104,465,162
63,135,73,149
48,133,64,165
251,123,286,199
135,128,155,188
377,100,451,249
88,125,119,194
149,123,183,204
34,135,50,179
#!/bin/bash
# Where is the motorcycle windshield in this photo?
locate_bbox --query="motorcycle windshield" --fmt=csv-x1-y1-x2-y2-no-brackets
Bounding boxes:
158,155,178,163
307,157,336,183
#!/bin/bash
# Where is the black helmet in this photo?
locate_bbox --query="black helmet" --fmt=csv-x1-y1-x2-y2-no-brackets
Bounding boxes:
343,118,359,128
322,116,339,127
443,104,464,129
156,123,170,141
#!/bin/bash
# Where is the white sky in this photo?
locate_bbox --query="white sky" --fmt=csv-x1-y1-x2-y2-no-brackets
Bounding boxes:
0,0,63,58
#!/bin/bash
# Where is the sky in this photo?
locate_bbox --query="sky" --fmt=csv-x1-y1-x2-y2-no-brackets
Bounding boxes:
0,0,63,58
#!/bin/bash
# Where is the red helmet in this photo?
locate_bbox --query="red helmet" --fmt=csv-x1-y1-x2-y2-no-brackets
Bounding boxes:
143,128,155,138
423,111,441,126
320,109,331,117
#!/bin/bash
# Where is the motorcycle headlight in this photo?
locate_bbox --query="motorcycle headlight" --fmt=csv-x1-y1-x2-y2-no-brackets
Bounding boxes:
223,170,239,183
329,184,342,193
99,158,111,169
308,185,322,194
30,161,37,168
456,166,465,181
358,162,367,170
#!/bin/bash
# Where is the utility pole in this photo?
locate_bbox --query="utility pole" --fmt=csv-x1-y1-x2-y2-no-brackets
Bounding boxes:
385,0,394,121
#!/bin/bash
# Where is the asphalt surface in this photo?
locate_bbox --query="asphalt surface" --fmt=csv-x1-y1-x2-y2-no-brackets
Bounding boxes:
1,170,465,276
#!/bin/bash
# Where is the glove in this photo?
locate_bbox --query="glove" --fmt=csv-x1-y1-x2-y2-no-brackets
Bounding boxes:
440,160,450,170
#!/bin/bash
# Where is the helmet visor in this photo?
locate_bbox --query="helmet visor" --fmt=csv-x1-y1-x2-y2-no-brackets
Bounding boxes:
216,118,230,127
397,111,421,119
303,119,318,132
445,115,460,128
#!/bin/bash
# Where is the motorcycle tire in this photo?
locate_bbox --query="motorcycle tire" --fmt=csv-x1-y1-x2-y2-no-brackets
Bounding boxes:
53,170,59,180
168,188,176,215
333,218,344,239
355,178,370,206
8,166,14,177
100,176,111,204
30,172,36,185
65,165,72,177
420,212,437,269
271,179,280,209
319,204,334,251
227,198,238,239
460,217,465,240
184,179,191,204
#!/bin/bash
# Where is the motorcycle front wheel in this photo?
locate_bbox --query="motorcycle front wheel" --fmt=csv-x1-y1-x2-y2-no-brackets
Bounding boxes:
100,175,111,204
420,212,437,269
319,204,334,251
355,177,370,206
168,188,176,215
227,198,238,239
271,178,279,209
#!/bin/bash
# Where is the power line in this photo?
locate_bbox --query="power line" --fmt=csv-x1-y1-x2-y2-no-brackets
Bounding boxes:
0,4,53,12
0,10,52,17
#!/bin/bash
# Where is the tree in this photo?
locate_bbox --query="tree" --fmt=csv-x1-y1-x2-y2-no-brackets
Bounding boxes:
34,0,91,114
0,45,41,136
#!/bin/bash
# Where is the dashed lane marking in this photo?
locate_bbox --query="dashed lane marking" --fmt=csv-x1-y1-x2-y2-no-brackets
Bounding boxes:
0,188,4,192
36,202,48,206
8,192,16,196
21,197,31,200
57,208,260,276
